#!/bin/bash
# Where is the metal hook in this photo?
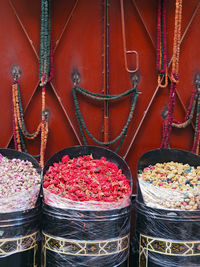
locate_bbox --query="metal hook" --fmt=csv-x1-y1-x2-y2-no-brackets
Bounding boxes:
194,73,200,90
11,64,22,82
161,106,168,120
42,109,50,122
71,69,81,86
130,72,140,88
120,0,139,73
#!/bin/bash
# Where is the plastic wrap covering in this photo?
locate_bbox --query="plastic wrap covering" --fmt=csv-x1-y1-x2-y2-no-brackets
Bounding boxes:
0,202,41,267
0,185,41,213
138,178,200,210
137,148,200,211
42,203,130,267
0,148,41,213
43,187,130,211
129,195,136,266
133,201,200,267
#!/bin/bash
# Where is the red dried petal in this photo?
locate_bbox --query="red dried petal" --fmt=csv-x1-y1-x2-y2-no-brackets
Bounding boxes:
45,154,131,202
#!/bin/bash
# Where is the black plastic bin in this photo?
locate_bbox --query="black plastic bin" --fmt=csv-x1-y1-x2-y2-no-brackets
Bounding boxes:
0,148,41,267
133,148,200,267
42,145,132,267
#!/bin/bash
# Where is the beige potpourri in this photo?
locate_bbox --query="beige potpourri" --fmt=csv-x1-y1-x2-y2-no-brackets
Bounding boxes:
138,161,200,210
0,154,41,213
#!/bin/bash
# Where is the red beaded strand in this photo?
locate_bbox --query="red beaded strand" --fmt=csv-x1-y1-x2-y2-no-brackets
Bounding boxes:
161,0,182,148
172,88,198,128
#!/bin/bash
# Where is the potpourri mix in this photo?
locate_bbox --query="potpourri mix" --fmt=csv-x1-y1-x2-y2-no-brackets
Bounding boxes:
138,161,200,210
43,154,131,210
0,154,41,213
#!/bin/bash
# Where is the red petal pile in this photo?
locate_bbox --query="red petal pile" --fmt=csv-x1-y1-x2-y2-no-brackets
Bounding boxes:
43,154,131,202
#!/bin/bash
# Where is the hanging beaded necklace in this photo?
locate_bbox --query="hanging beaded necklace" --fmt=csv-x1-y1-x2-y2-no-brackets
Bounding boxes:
12,0,52,168
171,80,200,154
193,94,200,154
73,85,139,153
160,0,182,148
160,0,200,154
156,0,168,88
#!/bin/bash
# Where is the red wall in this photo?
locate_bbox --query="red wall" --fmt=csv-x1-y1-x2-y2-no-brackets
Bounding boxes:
1,0,200,192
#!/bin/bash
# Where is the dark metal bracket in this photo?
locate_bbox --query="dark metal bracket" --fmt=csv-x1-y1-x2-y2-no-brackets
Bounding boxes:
160,106,168,120
130,72,140,88
194,73,200,90
42,109,50,122
71,70,81,86
11,64,22,81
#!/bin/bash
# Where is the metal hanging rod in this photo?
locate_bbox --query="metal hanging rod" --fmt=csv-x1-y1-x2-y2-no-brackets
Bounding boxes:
120,0,139,73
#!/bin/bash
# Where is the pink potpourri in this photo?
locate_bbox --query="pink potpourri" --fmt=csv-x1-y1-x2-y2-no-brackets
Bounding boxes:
43,155,131,206
0,154,41,213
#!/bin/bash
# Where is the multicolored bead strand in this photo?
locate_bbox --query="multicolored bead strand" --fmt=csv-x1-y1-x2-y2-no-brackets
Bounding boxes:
161,74,178,148
12,80,45,156
172,88,198,128
171,0,182,82
12,84,18,150
12,0,52,168
12,83,22,151
40,86,49,169
40,0,52,85
161,0,182,148
39,0,53,167
160,0,200,154
14,83,42,140
191,94,200,154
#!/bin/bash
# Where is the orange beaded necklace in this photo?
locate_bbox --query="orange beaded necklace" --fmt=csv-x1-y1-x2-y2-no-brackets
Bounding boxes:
171,0,182,82
12,79,49,169
161,0,200,155
12,0,52,168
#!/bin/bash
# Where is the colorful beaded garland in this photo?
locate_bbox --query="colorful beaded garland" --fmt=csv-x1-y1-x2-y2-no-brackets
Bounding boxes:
161,0,182,148
12,0,52,168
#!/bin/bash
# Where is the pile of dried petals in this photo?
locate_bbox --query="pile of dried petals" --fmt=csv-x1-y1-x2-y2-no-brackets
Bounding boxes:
43,154,131,202
0,154,41,212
